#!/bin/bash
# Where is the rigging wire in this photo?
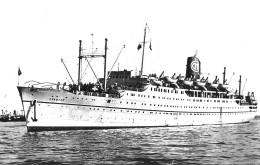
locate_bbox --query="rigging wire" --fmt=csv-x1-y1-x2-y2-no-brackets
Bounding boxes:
80,33,97,81
242,78,247,94
80,48,98,80
107,45,125,79
85,55,101,85
61,58,75,84
228,72,235,84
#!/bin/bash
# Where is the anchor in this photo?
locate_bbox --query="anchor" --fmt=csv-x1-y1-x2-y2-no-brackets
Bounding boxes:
26,99,38,123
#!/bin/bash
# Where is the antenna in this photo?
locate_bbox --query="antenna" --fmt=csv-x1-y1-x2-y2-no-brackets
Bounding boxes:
91,33,94,54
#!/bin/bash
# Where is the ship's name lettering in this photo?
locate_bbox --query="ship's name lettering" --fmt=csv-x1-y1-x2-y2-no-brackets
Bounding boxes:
49,98,65,101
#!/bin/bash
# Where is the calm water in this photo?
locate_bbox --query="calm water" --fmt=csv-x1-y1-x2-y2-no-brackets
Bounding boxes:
0,120,260,165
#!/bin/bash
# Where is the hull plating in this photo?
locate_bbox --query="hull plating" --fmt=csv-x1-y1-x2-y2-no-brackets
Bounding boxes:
18,86,257,132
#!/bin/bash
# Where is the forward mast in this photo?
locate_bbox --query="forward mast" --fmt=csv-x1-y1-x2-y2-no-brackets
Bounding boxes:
77,39,108,92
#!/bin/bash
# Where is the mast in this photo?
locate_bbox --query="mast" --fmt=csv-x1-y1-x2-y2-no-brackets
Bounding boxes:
223,67,226,84
78,39,107,92
140,24,148,76
78,40,82,90
104,38,108,92
239,75,242,98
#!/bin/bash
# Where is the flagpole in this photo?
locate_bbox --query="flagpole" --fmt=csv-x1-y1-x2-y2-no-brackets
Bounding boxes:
17,66,23,86
18,66,21,86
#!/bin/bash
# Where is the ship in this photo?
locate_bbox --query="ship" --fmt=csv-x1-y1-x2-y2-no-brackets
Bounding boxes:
17,25,258,132
0,109,25,122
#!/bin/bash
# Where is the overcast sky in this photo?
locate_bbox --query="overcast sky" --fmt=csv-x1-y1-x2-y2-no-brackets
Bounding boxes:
0,0,260,113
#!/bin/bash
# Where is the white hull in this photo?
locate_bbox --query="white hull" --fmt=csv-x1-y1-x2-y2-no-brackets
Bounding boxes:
18,86,257,132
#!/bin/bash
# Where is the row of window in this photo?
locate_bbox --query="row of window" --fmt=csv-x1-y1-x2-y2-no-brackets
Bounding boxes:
127,93,232,103
125,101,245,109
55,94,232,105
44,104,250,116
110,75,129,79
151,87,185,94
150,87,234,99
51,95,242,111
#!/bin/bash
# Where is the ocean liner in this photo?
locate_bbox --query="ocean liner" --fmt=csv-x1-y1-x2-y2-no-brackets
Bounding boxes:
18,26,258,132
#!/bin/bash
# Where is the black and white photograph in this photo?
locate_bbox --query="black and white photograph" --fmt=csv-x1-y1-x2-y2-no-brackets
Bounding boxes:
0,0,259,164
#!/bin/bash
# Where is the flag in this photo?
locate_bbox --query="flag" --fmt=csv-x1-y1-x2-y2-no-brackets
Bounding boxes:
18,67,22,76
149,40,152,51
137,44,142,50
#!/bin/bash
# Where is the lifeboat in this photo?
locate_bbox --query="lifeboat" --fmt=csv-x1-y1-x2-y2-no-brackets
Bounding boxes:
194,80,206,87
206,82,219,89
140,79,150,85
178,76,185,81
218,83,230,91
177,76,193,87
211,83,219,89
161,76,178,84
150,79,163,86
193,80,207,90
182,80,193,86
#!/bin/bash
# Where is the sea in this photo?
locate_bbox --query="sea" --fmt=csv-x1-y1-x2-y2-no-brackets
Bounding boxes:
0,119,260,165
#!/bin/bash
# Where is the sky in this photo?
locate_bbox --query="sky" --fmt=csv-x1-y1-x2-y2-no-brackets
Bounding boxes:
0,0,260,114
